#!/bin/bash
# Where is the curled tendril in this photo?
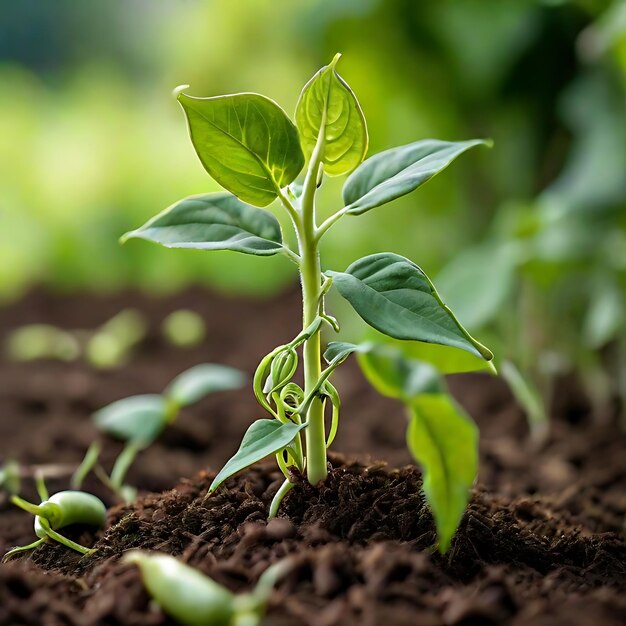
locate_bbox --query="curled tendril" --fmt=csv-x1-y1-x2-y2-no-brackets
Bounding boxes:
321,382,340,448
278,383,304,416
254,314,342,422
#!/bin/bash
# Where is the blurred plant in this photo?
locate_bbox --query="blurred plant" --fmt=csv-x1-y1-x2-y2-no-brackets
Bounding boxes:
123,56,493,552
436,61,626,429
125,551,291,626
0,461,21,499
162,309,206,347
6,324,81,362
72,364,245,502
1,0,622,306
5,309,148,369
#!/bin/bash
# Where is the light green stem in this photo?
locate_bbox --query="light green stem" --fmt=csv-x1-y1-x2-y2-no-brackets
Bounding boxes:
38,517,95,555
110,442,140,491
297,128,328,486
2,538,45,562
268,478,295,519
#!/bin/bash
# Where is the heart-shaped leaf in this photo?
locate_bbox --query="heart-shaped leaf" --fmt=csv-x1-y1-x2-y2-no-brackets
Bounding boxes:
94,395,168,445
407,394,478,553
121,193,285,256
326,253,493,361
177,91,304,207
343,139,491,214
165,364,246,408
295,54,368,176
209,420,306,492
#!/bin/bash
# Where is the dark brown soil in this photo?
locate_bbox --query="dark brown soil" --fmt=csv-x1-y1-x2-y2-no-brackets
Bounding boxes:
0,288,625,626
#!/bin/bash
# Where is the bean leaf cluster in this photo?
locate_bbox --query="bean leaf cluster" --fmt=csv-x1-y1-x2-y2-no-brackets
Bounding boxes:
124,55,494,552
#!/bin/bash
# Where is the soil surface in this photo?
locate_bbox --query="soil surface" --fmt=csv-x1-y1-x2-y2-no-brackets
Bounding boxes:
0,287,624,626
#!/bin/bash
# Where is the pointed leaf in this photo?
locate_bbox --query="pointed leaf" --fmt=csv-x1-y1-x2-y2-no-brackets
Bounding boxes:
295,54,368,176
177,91,304,207
326,253,493,361
122,193,284,256
94,395,168,445
407,394,478,553
343,139,491,214
165,364,246,407
323,341,372,367
209,420,306,492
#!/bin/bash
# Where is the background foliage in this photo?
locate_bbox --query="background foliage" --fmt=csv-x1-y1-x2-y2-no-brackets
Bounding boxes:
1,1,624,366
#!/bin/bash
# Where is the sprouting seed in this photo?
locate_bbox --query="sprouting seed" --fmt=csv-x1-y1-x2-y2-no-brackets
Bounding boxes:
72,363,245,502
124,551,290,626
3,474,105,561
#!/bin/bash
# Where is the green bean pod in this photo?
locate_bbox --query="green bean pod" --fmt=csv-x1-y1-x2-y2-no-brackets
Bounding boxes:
33,491,106,538
124,552,235,626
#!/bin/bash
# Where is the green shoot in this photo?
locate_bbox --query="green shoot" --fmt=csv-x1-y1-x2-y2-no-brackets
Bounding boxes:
72,363,245,501
3,477,105,562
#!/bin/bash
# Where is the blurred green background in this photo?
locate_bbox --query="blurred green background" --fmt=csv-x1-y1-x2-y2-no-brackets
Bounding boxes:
1,0,624,381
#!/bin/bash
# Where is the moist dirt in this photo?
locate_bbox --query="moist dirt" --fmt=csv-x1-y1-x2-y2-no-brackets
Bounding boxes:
0,288,624,626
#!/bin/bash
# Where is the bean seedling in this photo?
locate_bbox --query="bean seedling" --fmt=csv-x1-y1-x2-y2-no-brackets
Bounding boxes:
124,551,290,626
3,474,105,561
72,363,245,501
123,55,494,551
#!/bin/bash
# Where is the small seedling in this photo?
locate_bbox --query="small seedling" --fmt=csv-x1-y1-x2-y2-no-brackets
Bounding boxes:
124,551,290,626
6,309,148,369
123,55,494,551
72,363,245,501
3,474,105,561
84,309,148,368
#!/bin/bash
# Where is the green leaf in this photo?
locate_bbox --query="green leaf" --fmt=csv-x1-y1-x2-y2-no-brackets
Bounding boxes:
435,241,519,330
366,331,495,375
326,253,493,361
407,394,478,553
342,139,491,214
122,193,285,256
165,364,246,408
295,53,368,176
177,91,304,207
94,395,168,445
357,346,443,402
209,420,306,492
323,341,372,367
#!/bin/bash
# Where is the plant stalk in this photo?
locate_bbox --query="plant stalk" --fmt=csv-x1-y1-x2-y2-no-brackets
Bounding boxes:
297,127,328,486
